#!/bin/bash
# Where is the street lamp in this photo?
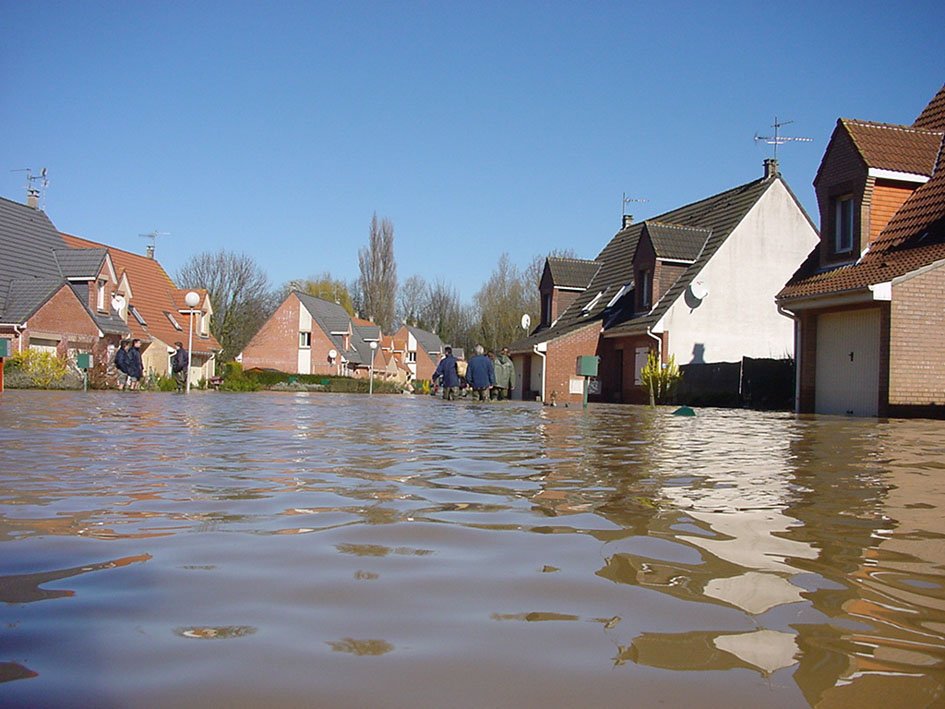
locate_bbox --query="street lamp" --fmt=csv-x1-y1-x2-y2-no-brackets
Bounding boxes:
184,291,200,393
369,341,378,395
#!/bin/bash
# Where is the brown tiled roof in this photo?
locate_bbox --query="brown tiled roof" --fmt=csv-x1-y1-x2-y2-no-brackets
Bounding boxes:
778,168,945,301
913,84,945,131
60,233,221,354
841,119,942,176
644,221,710,262
546,257,601,289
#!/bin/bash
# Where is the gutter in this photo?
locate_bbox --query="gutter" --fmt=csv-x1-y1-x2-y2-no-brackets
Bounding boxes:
0,323,26,352
777,303,800,413
532,342,547,403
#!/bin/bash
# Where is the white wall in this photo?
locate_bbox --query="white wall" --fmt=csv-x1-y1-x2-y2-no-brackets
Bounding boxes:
661,180,819,365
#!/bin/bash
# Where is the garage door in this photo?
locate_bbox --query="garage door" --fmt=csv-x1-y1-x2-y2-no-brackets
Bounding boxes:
815,309,880,416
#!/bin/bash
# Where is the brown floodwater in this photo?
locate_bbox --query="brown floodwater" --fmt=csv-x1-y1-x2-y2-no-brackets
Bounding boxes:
0,390,943,708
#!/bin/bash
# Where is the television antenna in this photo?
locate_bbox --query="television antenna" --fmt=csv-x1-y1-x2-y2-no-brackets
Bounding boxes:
754,117,812,160
139,230,170,257
622,192,648,216
11,167,49,207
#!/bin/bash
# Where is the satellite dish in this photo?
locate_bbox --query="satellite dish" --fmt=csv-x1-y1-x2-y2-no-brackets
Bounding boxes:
328,349,337,360
111,294,126,312
521,313,531,331
689,282,709,301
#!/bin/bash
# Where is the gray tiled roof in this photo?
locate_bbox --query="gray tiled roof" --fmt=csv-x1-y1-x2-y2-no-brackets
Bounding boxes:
0,197,69,321
296,291,370,365
2,278,63,323
546,257,602,289
68,285,130,336
408,326,443,355
643,222,711,262
54,248,107,279
510,174,777,351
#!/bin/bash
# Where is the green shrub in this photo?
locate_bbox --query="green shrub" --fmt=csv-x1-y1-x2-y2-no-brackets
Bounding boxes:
640,351,681,406
5,350,75,389
219,361,260,392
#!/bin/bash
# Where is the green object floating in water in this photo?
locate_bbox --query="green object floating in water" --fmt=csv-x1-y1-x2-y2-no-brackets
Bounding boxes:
672,406,696,416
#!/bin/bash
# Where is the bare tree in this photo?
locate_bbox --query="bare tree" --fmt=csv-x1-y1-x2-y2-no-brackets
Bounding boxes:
398,274,427,328
176,250,275,362
422,279,469,348
357,213,398,331
473,253,532,351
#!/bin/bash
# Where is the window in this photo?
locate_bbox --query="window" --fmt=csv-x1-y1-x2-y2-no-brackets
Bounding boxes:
165,312,183,331
96,280,106,311
407,351,417,363
834,196,854,253
130,305,147,326
639,269,652,309
541,292,553,326
581,291,603,316
299,331,312,348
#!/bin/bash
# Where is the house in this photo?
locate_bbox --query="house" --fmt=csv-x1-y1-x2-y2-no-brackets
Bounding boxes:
0,195,130,369
392,325,444,383
510,160,820,404
240,291,379,377
777,84,945,418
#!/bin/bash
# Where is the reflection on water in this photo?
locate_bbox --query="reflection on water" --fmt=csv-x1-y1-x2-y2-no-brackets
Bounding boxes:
0,391,943,707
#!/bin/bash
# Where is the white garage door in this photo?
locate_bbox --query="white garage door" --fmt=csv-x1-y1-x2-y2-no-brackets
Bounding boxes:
815,309,880,416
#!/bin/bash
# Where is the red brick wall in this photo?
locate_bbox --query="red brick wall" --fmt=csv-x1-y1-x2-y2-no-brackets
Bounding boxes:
24,286,100,354
544,323,601,404
870,181,916,243
815,128,869,263
889,264,945,406
796,311,818,413
655,261,687,303
554,289,581,321
415,349,437,382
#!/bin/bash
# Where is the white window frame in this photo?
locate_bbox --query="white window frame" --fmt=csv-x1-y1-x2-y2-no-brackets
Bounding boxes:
835,195,854,253
299,331,312,348
96,280,106,311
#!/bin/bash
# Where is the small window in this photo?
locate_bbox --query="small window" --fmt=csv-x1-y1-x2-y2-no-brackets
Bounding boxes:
581,291,603,316
165,312,183,331
96,281,106,311
130,305,147,326
541,292,553,326
407,351,417,363
835,196,854,253
607,283,631,308
639,270,652,309
299,331,312,348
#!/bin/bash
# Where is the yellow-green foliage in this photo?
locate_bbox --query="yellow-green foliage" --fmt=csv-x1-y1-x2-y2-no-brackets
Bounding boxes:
640,351,680,405
7,349,70,388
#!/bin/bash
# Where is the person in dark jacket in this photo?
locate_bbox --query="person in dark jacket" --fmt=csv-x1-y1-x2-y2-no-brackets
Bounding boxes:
126,338,144,390
171,341,189,392
465,344,495,401
432,346,460,400
113,340,131,390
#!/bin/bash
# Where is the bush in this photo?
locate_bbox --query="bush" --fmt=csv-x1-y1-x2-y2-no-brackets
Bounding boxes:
236,365,403,394
640,351,681,406
220,362,260,392
4,350,78,389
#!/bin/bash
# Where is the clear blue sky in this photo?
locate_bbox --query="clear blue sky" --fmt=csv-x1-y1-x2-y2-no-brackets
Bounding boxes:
3,1,943,301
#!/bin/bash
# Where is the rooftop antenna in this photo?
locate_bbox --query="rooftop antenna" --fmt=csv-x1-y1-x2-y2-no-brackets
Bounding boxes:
621,192,648,227
11,167,49,208
139,230,169,258
754,117,812,160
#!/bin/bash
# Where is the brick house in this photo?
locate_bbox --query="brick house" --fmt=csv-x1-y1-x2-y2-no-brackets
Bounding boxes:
240,291,380,377
392,325,444,383
510,161,819,404
777,84,945,417
60,233,220,383
0,195,130,369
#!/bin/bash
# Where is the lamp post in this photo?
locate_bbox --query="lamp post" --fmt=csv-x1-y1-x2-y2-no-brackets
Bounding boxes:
369,341,378,395
184,291,201,393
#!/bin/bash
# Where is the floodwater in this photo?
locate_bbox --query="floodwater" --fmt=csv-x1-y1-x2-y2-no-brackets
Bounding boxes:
0,392,943,708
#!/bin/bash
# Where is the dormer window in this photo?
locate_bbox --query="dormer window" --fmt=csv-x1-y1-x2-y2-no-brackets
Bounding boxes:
834,195,855,253
541,291,553,326
96,280,106,312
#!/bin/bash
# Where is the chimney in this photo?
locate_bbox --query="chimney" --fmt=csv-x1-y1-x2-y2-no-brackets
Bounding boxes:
622,213,634,229
764,158,780,179
26,188,40,209
146,244,155,259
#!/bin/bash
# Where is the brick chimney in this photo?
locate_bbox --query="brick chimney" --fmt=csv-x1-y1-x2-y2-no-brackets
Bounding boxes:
26,188,39,209
622,213,634,229
764,158,780,179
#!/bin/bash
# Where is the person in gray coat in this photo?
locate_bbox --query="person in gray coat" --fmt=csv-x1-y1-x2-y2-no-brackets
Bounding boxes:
492,347,516,400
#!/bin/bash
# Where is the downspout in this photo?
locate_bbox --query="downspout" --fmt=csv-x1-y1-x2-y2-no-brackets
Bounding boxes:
645,326,662,360
777,304,800,413
532,343,547,403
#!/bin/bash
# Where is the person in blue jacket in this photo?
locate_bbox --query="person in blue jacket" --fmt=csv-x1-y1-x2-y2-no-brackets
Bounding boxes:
432,346,460,400
113,340,131,390
465,344,495,401
126,338,144,390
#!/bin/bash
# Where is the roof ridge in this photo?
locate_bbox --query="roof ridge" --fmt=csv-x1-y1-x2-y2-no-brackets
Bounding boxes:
546,256,599,263
842,117,944,137
645,220,711,231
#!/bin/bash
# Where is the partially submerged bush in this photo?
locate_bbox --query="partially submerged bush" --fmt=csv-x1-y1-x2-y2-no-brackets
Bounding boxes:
640,351,681,406
4,350,79,389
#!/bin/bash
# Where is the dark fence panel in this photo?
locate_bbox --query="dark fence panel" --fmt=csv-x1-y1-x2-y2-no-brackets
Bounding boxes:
678,357,794,410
